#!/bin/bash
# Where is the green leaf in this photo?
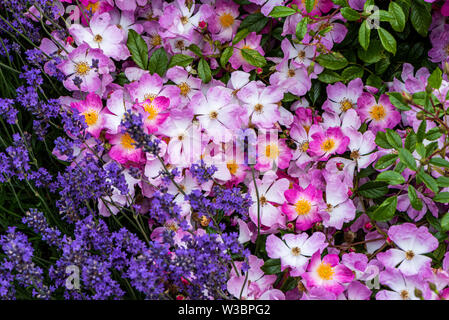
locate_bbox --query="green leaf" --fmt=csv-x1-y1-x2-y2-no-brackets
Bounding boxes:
377,27,397,55
434,192,449,203
305,0,315,12
358,181,389,198
430,157,449,168
220,47,234,68
417,169,439,193
375,154,398,170
376,170,405,185
148,47,169,76
168,54,194,69
261,258,281,274
428,67,443,89
394,161,407,173
375,131,393,149
269,6,297,17
341,66,364,81
370,196,398,222
358,20,371,51
198,58,212,83
441,212,449,232
404,132,417,152
416,120,427,143
426,127,443,141
127,29,149,70
388,92,411,111
317,70,343,83
239,12,269,33
366,73,383,88
410,0,431,37
241,48,267,68
341,7,360,21
188,44,203,57
425,142,439,158
296,17,309,41
358,39,383,64
437,176,449,187
315,52,348,70
385,129,403,150
389,2,406,32
408,185,423,210
332,0,348,6
398,148,417,171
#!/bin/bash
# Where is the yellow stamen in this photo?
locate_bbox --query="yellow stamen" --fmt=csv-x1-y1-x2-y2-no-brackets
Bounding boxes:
143,102,158,121
178,82,191,96
82,110,98,126
369,104,387,121
340,99,353,112
321,138,335,152
265,144,279,159
75,61,90,76
227,161,239,175
317,262,334,280
219,13,235,28
295,199,311,215
121,133,135,150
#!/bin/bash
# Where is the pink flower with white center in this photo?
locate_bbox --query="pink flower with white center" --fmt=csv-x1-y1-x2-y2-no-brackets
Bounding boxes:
289,123,320,169
323,157,356,187
396,187,439,221
376,268,431,300
227,255,285,300
190,86,243,143
282,183,324,231
159,0,213,40
248,0,285,16
103,89,132,134
159,116,203,167
322,79,364,115
208,0,241,42
269,59,312,95
70,92,106,138
107,132,144,165
229,32,265,72
321,180,356,230
388,63,430,94
357,93,401,133
237,82,282,129
346,129,377,170
166,66,202,108
135,97,170,134
308,19,347,50
280,39,321,72
255,136,292,172
266,232,328,276
321,109,361,134
293,0,333,16
377,223,439,277
69,13,129,61
206,142,248,185
57,43,113,92
342,252,381,284
125,73,181,106
249,172,290,230
142,21,165,51
308,127,349,161
302,252,354,296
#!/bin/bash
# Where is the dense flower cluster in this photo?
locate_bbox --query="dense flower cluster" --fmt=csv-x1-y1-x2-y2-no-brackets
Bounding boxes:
1,0,449,300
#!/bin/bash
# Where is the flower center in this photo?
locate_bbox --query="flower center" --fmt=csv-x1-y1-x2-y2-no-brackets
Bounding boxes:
254,104,264,113
260,196,267,206
400,290,410,300
291,247,301,256
178,134,185,141
86,2,100,12
178,82,191,96
143,101,158,120
209,111,218,119
317,262,334,280
288,69,296,77
295,199,311,215
82,110,98,126
300,141,309,152
121,133,136,150
175,40,185,50
369,104,386,121
227,161,239,175
321,138,335,152
94,34,103,43
75,61,90,76
297,50,306,61
350,150,360,160
180,16,189,25
165,221,179,232
265,143,279,159
219,13,235,28
405,250,415,260
151,34,162,46
340,99,353,112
